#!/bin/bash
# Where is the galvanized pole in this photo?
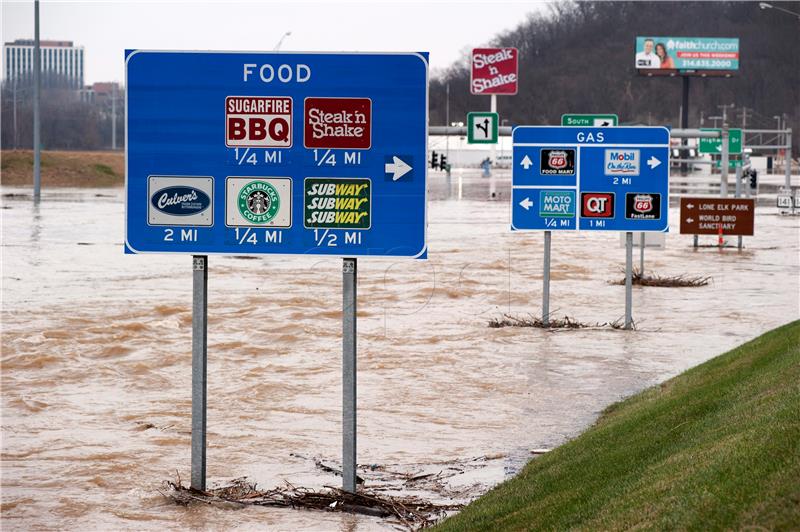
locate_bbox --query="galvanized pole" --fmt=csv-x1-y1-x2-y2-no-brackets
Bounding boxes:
680,76,690,176
786,129,793,190
111,83,117,150
191,255,208,491
720,126,730,198
445,83,451,199
624,232,633,330
639,232,645,276
735,166,743,250
542,231,551,326
342,258,357,493
489,94,497,200
33,0,41,202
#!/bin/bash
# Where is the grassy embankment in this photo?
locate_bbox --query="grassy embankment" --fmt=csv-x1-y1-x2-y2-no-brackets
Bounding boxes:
0,149,123,187
437,321,800,530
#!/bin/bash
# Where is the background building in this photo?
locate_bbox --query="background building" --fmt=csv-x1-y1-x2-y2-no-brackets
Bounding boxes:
3,39,85,88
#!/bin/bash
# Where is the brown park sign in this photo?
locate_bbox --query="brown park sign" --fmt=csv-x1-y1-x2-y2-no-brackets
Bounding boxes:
680,197,755,236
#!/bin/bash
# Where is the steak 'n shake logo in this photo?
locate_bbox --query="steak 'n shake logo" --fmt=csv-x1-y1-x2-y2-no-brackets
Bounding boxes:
605,149,641,176
540,148,575,175
304,98,371,149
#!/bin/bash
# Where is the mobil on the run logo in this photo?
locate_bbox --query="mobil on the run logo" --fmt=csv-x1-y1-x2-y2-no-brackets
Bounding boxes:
604,149,640,176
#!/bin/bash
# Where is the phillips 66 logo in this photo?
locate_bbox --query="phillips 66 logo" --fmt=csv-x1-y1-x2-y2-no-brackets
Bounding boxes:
625,192,661,220
540,148,575,175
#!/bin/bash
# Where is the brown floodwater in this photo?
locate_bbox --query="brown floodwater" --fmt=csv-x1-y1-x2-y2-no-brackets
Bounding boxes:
1,186,798,530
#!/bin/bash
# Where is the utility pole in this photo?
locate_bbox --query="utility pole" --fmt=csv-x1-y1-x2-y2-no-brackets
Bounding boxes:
718,103,735,126
13,80,18,149
738,107,751,129
111,83,117,150
33,0,41,201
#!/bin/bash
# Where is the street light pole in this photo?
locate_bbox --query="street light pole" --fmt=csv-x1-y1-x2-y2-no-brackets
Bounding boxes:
33,0,42,202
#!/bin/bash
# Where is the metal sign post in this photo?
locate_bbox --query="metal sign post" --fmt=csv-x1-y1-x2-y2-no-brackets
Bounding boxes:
720,126,730,197
191,255,208,491
639,232,645,275
489,94,498,199
542,231,551,326
33,0,41,202
625,232,633,329
342,258,357,492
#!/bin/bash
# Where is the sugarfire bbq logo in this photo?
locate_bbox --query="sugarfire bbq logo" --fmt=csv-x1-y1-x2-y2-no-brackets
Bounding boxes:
540,149,576,175
237,180,281,224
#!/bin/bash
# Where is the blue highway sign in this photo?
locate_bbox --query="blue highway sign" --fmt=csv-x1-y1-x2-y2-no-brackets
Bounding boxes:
125,51,428,258
511,126,670,232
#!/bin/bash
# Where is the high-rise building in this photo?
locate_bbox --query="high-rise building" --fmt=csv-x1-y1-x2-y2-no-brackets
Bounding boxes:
3,39,85,88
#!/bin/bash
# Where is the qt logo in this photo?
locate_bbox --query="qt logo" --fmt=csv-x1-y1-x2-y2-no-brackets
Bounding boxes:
581,192,614,218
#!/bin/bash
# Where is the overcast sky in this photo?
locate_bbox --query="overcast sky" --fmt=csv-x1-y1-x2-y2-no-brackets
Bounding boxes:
1,0,544,84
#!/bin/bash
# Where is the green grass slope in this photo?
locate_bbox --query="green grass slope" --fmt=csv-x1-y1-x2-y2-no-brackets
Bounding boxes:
437,321,800,531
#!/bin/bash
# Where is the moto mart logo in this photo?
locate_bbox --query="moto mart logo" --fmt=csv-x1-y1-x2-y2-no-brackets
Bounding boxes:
604,149,640,176
539,190,575,218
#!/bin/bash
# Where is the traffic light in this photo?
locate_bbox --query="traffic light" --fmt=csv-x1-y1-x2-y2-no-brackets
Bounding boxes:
749,170,758,189
440,154,448,171
430,151,439,169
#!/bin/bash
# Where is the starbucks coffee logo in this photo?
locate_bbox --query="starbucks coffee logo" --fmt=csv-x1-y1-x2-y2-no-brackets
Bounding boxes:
237,180,280,223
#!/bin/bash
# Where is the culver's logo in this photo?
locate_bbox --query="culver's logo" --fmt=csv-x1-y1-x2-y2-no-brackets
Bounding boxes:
151,186,210,216
604,149,640,176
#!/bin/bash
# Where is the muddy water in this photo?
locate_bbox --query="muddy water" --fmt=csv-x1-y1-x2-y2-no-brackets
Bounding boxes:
2,188,798,530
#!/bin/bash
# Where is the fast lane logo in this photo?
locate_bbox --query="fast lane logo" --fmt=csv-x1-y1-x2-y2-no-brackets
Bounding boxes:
581,192,614,218
540,149,575,175
604,149,640,176
625,193,661,220
304,98,371,149
225,96,292,148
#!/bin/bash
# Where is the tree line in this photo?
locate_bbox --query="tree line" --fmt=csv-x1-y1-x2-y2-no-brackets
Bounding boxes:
1,74,123,151
430,1,799,150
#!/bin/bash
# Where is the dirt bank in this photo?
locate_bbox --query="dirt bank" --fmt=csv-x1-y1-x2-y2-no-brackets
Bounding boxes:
1,150,123,187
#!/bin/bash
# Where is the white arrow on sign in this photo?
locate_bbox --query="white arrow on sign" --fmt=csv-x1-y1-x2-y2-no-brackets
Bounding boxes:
519,197,533,210
685,217,694,223
647,156,662,169
385,156,412,181
716,145,722,152
686,203,695,209
520,155,533,170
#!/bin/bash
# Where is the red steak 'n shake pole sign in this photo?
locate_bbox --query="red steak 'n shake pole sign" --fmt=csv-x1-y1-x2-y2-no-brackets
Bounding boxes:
470,47,519,95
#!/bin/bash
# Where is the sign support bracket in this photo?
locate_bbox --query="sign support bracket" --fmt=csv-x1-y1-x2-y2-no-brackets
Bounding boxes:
639,232,645,276
489,94,497,200
342,258,357,493
191,255,208,491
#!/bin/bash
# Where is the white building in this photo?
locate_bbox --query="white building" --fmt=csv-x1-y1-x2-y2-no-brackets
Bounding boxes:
3,39,85,88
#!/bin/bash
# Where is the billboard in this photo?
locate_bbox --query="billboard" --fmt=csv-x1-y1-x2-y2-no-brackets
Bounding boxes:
635,37,739,74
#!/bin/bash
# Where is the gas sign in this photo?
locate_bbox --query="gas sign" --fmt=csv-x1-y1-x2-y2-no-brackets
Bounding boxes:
511,126,670,232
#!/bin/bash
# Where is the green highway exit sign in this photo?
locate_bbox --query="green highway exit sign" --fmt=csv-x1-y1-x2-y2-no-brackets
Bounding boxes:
561,114,618,127
467,112,499,144
699,128,742,155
